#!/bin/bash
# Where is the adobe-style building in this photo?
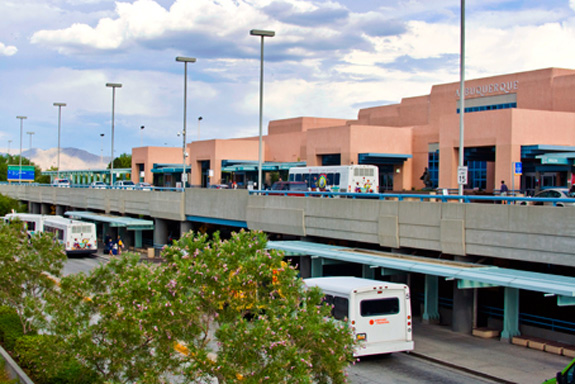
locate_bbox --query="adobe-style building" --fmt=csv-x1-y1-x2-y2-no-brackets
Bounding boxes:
134,67,575,194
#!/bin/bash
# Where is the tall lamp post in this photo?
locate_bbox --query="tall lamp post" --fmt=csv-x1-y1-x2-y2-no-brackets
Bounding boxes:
16,116,27,183
26,131,35,149
7,140,12,156
53,102,66,180
198,116,203,140
106,83,122,187
175,56,197,189
100,133,105,165
140,125,145,147
458,0,466,197
250,29,275,191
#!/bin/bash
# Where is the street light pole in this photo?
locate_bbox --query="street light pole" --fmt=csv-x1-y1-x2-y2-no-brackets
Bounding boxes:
100,133,105,165
53,102,66,180
106,83,122,187
16,116,27,184
140,125,145,147
250,29,275,191
198,116,203,140
458,0,466,197
175,56,197,189
7,140,12,156
26,131,34,149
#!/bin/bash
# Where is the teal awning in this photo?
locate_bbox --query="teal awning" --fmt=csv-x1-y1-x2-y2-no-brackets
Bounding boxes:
65,211,155,231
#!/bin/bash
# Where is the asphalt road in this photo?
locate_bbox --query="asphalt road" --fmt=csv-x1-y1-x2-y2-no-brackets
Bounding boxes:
347,353,499,384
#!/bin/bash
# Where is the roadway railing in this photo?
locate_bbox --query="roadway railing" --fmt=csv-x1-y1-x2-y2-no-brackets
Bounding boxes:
255,190,575,206
4,182,575,206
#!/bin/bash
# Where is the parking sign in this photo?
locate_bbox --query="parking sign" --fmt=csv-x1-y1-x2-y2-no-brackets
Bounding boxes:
457,166,468,185
514,162,522,175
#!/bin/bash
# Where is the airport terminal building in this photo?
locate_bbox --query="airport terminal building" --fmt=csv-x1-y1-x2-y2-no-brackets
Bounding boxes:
134,67,575,193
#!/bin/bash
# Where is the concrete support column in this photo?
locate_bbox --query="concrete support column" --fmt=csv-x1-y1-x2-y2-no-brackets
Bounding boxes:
452,281,474,333
55,205,66,216
180,221,192,238
501,287,521,342
423,275,440,324
311,257,323,277
154,218,169,256
362,265,375,279
29,202,40,214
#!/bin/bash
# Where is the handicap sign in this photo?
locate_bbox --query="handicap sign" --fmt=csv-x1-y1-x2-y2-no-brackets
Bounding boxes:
514,162,522,175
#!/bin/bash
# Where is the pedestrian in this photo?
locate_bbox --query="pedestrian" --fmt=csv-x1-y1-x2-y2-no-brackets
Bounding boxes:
500,180,509,204
117,235,124,255
420,167,431,189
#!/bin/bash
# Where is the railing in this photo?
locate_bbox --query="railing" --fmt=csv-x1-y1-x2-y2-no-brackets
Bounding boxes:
480,305,575,334
3,182,575,206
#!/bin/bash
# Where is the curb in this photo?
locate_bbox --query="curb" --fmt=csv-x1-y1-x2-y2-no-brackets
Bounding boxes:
408,351,517,384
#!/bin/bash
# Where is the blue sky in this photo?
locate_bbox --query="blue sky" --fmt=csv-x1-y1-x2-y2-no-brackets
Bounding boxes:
1,0,575,164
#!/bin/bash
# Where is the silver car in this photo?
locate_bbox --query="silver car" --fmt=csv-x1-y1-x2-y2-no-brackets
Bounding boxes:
525,188,575,207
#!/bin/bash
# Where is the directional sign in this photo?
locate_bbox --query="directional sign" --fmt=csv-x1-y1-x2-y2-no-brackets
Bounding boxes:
7,165,35,182
457,166,468,185
514,162,522,175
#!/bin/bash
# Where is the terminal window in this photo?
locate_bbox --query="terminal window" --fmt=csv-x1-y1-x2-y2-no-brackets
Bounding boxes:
457,102,517,114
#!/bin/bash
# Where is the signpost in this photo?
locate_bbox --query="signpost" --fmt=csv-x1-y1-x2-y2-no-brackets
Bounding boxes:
513,162,522,198
7,165,35,183
457,166,468,187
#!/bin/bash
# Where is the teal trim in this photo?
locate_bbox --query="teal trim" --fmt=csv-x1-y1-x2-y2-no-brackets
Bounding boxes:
362,265,375,279
423,275,440,323
457,279,499,289
185,216,247,228
311,257,323,277
501,287,521,340
558,295,575,307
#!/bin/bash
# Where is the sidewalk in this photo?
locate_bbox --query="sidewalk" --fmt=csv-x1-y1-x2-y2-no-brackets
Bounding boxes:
412,321,571,384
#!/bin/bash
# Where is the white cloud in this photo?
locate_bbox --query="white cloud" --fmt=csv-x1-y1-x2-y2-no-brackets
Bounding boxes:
0,42,17,56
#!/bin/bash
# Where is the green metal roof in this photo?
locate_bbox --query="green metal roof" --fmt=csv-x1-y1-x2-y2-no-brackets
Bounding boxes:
65,211,154,230
267,241,575,301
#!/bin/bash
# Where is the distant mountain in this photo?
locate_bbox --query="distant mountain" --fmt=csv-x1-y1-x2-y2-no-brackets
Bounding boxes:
19,148,111,171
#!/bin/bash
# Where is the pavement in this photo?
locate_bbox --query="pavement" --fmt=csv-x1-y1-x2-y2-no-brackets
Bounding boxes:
411,320,572,384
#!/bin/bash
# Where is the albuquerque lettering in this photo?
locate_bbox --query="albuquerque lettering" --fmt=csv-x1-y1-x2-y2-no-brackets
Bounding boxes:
456,80,518,97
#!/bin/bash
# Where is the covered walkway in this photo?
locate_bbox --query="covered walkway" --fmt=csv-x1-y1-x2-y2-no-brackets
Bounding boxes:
65,211,154,249
267,241,575,341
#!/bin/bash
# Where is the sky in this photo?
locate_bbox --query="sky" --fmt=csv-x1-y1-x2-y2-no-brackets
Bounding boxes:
2,0,575,162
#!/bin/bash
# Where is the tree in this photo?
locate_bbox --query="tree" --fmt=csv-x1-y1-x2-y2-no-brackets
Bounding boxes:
0,194,26,216
46,230,356,383
0,154,45,183
0,220,66,336
107,153,132,170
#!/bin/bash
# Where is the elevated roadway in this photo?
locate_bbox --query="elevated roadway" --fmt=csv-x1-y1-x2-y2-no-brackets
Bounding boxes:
2,184,573,268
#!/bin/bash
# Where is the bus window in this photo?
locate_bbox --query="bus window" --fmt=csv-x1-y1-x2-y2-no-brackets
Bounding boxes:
333,296,349,320
360,298,400,317
327,173,334,185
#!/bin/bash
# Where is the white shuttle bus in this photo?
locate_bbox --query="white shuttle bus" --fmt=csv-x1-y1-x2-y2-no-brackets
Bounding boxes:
4,213,48,236
288,165,378,193
41,216,98,255
304,276,414,357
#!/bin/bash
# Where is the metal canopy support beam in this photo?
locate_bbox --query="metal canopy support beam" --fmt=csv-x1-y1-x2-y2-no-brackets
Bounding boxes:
423,275,440,324
558,295,575,307
134,229,143,249
458,279,499,289
311,256,323,278
501,287,521,342
362,265,375,279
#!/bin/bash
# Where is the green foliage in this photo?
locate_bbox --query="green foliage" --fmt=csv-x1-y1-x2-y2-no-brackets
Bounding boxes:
46,230,356,383
0,194,26,217
0,306,22,352
14,335,99,384
0,154,44,183
0,360,19,384
107,153,131,170
0,221,66,336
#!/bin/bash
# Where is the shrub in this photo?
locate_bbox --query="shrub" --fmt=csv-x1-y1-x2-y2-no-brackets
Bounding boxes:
14,334,99,384
0,307,23,352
